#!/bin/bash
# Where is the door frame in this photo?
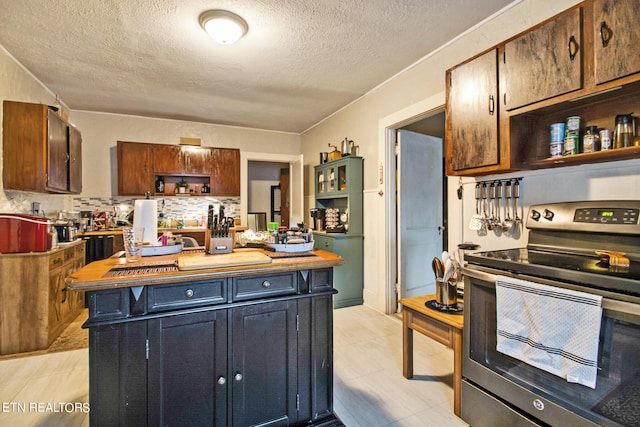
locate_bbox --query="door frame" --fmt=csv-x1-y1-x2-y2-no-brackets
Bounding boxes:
377,98,446,314
240,153,304,229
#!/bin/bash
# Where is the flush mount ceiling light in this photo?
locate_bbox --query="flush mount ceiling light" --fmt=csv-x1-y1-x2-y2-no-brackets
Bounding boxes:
199,10,248,45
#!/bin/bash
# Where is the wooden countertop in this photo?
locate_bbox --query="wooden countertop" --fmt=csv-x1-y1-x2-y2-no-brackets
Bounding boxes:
66,248,343,292
399,294,464,329
0,239,84,258
79,226,248,237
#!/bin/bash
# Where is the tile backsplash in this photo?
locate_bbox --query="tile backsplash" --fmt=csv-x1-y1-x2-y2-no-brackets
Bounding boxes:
73,196,240,225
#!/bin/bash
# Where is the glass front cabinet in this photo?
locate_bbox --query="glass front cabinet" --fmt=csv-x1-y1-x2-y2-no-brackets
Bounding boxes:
313,156,364,308
315,160,351,197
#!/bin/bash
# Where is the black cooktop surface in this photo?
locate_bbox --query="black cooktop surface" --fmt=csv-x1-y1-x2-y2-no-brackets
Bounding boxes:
465,248,640,296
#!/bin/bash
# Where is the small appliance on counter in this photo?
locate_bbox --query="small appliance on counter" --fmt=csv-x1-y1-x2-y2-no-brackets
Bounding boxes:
52,219,77,243
310,208,326,231
0,214,52,253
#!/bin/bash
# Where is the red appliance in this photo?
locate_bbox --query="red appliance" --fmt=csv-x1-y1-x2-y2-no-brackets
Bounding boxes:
0,214,52,253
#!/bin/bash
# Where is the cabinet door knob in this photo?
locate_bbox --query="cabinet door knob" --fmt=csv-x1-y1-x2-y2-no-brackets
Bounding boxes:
567,35,579,61
184,289,194,298
261,280,271,288
600,21,612,48
217,376,226,385
234,373,243,381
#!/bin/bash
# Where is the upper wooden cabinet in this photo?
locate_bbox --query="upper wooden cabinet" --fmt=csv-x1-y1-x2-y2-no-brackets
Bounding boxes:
211,148,240,196
503,7,583,110
117,141,154,196
117,141,240,197
183,146,212,175
3,100,82,193
445,0,640,176
152,145,212,175
593,0,640,85
446,49,500,173
153,144,184,174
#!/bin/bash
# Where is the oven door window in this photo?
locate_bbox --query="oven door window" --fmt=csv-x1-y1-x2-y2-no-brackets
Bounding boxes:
469,280,640,427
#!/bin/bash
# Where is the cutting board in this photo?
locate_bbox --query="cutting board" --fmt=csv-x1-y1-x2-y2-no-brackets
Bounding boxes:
177,251,272,270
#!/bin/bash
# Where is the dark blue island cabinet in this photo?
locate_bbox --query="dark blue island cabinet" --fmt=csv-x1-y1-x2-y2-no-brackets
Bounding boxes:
67,250,343,427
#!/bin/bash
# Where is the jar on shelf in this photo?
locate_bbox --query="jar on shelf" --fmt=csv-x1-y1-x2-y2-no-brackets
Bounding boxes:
583,126,599,153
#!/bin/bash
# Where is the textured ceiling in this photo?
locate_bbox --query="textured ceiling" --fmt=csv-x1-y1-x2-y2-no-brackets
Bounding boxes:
0,0,513,133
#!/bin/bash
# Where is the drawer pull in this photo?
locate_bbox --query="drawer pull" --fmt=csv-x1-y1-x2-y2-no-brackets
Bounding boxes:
261,280,271,288
234,373,243,381
217,376,226,385
184,289,194,298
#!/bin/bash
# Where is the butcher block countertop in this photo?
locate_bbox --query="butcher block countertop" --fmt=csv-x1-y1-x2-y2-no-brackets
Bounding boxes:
66,248,343,292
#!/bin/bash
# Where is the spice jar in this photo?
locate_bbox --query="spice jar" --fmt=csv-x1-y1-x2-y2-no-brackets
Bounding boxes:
614,114,634,149
583,126,599,153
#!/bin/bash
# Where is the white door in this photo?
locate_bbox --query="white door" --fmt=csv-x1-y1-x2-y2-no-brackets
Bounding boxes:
397,129,443,301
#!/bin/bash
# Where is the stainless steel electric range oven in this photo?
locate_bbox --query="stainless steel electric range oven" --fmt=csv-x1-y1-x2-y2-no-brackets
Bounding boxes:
461,201,640,427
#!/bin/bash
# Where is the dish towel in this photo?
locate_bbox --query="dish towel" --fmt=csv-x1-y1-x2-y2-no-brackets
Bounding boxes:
496,275,603,389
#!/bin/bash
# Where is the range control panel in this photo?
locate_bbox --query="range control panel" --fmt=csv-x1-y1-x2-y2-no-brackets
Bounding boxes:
573,208,639,224
526,201,640,234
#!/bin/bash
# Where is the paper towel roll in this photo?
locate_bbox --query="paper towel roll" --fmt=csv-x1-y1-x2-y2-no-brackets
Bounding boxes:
133,199,158,246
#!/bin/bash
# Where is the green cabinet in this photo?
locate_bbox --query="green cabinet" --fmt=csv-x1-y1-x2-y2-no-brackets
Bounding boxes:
314,156,363,308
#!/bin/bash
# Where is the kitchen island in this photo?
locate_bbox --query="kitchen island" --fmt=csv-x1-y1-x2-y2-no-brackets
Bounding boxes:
66,248,343,427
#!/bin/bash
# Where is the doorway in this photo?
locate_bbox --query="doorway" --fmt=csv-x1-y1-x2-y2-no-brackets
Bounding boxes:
247,161,289,227
389,110,447,312
240,153,304,231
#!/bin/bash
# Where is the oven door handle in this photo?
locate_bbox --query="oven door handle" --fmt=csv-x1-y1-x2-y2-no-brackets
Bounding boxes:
463,267,640,323
602,298,640,323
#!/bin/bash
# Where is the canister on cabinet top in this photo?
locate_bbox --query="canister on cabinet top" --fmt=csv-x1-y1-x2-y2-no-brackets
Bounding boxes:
550,123,565,142
583,126,599,153
600,129,612,150
566,116,581,133
563,116,581,155
564,134,580,156
550,123,565,157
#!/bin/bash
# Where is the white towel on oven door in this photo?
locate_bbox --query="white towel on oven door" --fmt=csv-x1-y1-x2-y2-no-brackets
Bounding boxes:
495,275,603,389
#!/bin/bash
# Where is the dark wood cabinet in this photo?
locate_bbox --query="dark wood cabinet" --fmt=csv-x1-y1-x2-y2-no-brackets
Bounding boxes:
503,7,583,110
117,141,154,195
152,144,184,174
117,141,239,196
446,0,640,176
47,111,70,192
68,125,83,193
593,0,640,85
84,267,336,426
3,100,83,193
211,148,241,196
446,49,501,174
183,146,212,174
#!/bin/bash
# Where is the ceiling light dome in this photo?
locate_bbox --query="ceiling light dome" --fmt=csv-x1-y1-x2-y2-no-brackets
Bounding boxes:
199,10,248,45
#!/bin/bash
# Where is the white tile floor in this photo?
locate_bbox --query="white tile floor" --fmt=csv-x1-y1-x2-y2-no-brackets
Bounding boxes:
0,304,467,426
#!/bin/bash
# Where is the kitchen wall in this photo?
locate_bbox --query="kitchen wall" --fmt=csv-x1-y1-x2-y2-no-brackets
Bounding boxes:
0,44,302,221
300,0,640,312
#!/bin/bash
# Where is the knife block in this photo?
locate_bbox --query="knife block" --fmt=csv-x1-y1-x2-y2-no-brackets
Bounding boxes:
208,236,233,255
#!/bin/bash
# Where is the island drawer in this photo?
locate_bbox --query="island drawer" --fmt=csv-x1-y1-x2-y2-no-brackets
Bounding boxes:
147,279,228,312
232,272,297,301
